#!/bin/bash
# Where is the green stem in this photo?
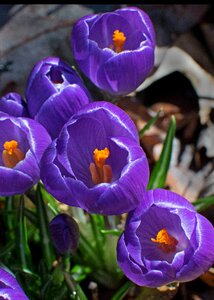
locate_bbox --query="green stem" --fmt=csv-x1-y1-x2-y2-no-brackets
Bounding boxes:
17,195,33,271
111,280,134,300
36,183,56,270
5,196,16,241
89,214,106,268
78,234,102,269
64,272,88,300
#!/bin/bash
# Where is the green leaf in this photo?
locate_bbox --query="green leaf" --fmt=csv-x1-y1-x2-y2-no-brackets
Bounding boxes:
89,214,106,266
193,196,214,212
0,240,15,259
4,196,16,241
147,115,176,189
100,229,123,236
138,109,162,138
17,195,33,271
111,280,134,300
71,265,91,283
36,183,56,270
24,207,38,225
78,234,101,269
40,183,60,216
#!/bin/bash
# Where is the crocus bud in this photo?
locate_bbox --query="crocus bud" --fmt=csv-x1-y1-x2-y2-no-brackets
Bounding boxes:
25,56,91,139
71,6,155,96
49,213,80,255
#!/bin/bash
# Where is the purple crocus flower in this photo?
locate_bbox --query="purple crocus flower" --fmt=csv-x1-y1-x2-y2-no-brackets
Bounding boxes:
0,113,51,196
41,101,149,215
71,6,155,96
0,267,29,299
49,213,80,255
117,189,214,287
25,56,91,139
0,92,28,117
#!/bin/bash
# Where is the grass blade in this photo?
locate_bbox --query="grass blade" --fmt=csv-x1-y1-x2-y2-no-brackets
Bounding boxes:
147,115,176,189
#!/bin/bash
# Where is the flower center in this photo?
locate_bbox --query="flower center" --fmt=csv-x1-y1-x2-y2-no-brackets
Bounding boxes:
47,66,64,84
89,147,112,184
151,228,178,253
2,140,25,168
112,30,126,53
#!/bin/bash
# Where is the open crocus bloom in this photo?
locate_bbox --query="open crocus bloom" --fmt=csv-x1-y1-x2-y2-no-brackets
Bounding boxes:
41,101,149,215
25,56,91,139
71,6,155,95
0,92,28,117
117,189,214,287
0,267,29,299
0,113,51,196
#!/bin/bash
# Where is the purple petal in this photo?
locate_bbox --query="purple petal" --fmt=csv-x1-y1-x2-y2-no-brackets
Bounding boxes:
117,234,167,287
151,189,196,212
176,214,214,282
0,92,28,117
72,101,139,143
116,7,156,47
88,13,132,49
0,167,34,196
0,268,28,299
19,118,52,162
97,47,154,95
65,177,108,211
57,116,108,186
35,85,90,138
40,140,80,207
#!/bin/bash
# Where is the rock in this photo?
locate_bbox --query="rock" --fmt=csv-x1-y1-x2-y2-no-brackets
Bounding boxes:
0,4,93,96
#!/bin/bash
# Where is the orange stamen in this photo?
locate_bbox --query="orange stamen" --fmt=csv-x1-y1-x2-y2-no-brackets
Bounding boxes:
151,228,178,253
2,140,25,168
89,148,112,184
112,30,126,53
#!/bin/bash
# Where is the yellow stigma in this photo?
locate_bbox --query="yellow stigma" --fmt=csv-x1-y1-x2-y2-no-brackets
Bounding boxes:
4,140,18,155
89,147,112,185
93,147,110,170
112,30,126,53
2,140,25,168
151,228,178,253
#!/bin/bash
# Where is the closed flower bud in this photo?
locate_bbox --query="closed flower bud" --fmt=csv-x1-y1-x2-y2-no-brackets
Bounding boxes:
25,56,91,139
49,213,80,255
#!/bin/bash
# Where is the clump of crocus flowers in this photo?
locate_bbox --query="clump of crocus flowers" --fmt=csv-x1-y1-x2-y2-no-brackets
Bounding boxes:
0,5,213,299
